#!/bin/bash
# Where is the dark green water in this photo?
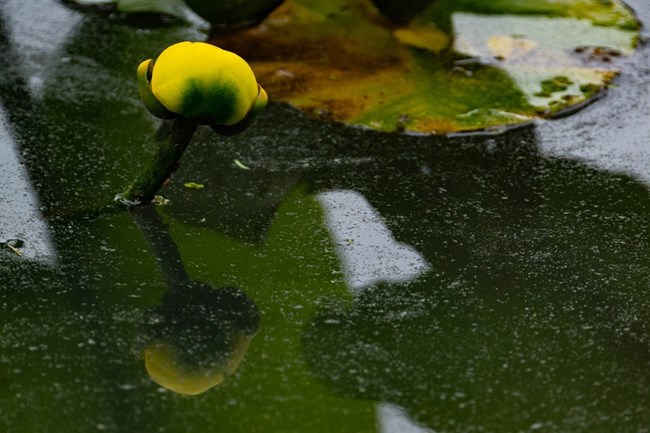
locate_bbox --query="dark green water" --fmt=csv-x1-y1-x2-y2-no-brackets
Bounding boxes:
1,1,650,432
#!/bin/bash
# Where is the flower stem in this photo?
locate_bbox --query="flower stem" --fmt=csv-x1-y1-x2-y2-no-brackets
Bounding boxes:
117,118,197,206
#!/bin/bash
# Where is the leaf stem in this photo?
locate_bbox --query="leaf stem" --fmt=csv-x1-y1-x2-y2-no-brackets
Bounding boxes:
116,118,198,206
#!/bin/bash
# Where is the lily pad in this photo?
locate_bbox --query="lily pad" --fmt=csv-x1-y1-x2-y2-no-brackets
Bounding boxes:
213,0,640,134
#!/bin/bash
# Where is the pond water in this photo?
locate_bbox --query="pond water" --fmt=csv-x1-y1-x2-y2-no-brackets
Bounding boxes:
1,1,650,432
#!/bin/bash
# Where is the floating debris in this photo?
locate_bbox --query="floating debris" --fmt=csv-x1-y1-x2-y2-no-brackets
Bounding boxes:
234,159,251,170
183,182,205,189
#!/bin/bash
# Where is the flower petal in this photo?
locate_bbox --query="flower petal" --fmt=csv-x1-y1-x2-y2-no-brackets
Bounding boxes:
137,59,176,119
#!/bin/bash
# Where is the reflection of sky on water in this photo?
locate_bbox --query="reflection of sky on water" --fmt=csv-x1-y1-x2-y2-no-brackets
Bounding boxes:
319,189,432,432
0,0,79,261
0,0,80,98
0,108,55,260
520,0,650,187
537,19,650,188
318,189,430,293
377,404,435,433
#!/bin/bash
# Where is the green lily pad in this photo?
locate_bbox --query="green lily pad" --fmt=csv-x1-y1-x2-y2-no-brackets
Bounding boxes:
213,0,640,134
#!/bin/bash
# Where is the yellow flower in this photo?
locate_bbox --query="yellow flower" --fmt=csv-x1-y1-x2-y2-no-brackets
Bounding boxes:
138,41,267,131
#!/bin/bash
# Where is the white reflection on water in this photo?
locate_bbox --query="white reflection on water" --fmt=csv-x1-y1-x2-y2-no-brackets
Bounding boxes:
535,0,650,188
0,0,76,261
0,0,81,98
0,108,56,261
318,190,433,432
318,190,431,292
377,403,436,433
317,189,430,292
537,35,650,188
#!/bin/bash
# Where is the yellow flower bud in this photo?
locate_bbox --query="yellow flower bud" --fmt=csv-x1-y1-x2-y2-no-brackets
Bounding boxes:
138,41,267,131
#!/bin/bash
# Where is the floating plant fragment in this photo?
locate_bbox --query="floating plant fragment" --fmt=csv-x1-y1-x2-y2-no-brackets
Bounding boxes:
234,159,251,170
0,239,24,257
213,0,640,134
183,182,205,189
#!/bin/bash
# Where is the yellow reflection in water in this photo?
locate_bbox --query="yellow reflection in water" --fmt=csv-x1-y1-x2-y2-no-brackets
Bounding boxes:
145,332,255,395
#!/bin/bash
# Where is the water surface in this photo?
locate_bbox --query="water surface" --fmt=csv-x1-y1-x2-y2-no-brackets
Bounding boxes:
1,1,650,432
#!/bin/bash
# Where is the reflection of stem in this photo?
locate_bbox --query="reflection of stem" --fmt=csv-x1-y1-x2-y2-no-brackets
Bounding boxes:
117,118,197,205
130,204,188,286
131,202,260,396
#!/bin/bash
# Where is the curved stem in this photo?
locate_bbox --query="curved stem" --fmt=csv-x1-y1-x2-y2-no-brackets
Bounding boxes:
116,117,197,205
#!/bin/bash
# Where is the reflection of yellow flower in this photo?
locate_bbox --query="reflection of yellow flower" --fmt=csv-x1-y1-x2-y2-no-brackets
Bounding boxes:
138,41,267,128
144,332,254,395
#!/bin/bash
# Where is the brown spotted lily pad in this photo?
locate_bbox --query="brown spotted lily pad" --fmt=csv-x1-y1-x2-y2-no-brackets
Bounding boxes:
214,0,640,134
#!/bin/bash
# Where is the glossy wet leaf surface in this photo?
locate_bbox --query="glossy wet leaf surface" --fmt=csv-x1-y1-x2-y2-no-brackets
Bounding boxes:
214,0,639,133
2,0,650,432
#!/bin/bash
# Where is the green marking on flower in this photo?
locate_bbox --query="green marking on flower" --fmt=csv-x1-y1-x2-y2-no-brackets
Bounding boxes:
178,80,239,125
